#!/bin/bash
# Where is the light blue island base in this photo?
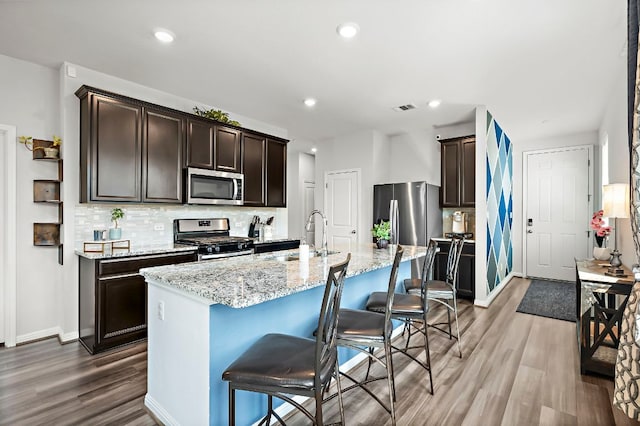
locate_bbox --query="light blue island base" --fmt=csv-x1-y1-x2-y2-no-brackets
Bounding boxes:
142,245,422,426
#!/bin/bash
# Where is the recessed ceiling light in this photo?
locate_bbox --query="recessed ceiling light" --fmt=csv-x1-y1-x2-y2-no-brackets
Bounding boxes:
311,147,317,153
428,99,441,108
336,22,360,39
304,98,317,107
154,29,175,43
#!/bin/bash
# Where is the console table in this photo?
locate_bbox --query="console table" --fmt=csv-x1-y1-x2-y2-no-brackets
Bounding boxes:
576,259,633,377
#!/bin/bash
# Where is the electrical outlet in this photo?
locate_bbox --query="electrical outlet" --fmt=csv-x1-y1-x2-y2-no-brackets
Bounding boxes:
158,301,165,320
154,223,165,231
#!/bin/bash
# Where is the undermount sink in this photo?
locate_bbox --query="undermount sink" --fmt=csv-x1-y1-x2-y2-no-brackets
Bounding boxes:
274,250,340,262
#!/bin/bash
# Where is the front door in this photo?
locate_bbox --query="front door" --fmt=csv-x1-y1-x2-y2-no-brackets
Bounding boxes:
525,146,591,281
325,170,359,252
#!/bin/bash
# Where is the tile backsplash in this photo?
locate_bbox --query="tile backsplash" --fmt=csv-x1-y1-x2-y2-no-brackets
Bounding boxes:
74,204,287,249
442,207,476,237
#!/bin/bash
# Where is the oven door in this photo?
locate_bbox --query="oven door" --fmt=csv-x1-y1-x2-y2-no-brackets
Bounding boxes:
199,249,254,260
186,168,243,205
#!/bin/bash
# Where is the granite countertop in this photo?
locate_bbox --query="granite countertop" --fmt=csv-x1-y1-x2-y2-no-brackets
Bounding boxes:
432,237,476,243
141,244,426,308
75,245,197,260
253,237,300,245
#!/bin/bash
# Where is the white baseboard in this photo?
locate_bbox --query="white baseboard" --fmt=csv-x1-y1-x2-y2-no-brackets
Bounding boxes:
145,394,180,426
474,272,517,308
59,330,79,343
16,327,61,345
15,327,79,345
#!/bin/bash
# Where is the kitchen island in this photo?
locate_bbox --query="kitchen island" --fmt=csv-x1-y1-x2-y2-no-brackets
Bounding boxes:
140,244,426,426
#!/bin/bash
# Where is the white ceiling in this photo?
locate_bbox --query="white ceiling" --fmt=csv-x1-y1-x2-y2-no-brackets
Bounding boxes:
0,0,627,147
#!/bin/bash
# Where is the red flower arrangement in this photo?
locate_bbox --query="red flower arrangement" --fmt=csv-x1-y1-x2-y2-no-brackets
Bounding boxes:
590,210,611,247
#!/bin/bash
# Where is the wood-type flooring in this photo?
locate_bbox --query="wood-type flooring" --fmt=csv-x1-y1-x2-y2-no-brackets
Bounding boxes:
0,277,638,425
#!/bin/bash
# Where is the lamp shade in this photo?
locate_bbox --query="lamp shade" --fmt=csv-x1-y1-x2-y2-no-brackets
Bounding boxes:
603,183,630,218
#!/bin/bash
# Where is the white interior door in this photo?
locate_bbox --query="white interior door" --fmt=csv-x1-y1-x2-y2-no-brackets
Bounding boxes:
525,146,591,281
325,170,359,252
303,181,315,245
0,128,5,344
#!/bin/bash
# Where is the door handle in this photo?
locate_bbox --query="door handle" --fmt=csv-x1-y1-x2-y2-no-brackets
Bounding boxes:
351,230,356,234
527,230,533,234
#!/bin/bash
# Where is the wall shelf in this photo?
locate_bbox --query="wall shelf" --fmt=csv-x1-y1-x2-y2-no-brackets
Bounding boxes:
31,140,63,264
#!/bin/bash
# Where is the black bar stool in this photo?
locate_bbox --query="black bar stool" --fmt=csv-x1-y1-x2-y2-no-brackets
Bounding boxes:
333,245,404,425
407,236,464,358
222,254,351,425
365,243,438,395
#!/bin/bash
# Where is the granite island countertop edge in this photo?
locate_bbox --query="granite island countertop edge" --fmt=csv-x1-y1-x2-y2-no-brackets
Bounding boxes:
141,244,427,308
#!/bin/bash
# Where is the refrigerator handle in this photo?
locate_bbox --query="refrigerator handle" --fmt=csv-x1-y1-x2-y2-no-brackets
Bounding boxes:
391,200,399,244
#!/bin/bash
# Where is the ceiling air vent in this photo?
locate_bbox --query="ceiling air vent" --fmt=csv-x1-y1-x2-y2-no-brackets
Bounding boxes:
392,103,417,112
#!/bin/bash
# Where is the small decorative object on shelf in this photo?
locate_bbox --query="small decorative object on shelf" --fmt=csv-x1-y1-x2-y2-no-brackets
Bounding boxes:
590,209,612,260
372,220,391,249
109,208,124,240
18,135,62,159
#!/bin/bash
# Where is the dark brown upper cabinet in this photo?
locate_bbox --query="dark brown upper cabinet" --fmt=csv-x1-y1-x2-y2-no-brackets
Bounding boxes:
76,85,288,206
266,139,287,207
439,135,475,208
214,126,242,173
242,132,266,206
142,108,184,203
186,118,214,169
79,91,142,202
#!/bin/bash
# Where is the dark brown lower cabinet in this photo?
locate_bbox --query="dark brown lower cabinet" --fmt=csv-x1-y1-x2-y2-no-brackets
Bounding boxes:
79,250,197,354
433,240,475,300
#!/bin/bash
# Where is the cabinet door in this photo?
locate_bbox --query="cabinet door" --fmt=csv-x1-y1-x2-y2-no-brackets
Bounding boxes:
97,274,147,351
460,137,476,207
242,133,266,206
187,119,214,169
143,108,184,203
90,95,142,202
266,139,287,207
457,253,475,299
215,126,242,173
440,141,460,207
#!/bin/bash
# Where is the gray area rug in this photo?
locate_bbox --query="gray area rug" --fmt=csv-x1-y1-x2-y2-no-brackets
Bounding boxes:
516,279,575,322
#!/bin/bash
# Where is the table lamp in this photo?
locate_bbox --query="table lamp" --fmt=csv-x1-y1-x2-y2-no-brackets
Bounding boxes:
603,183,630,276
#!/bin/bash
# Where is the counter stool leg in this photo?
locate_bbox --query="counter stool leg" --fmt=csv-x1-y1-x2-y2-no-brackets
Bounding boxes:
384,339,397,423
454,297,462,358
335,357,346,425
423,311,434,395
229,386,236,426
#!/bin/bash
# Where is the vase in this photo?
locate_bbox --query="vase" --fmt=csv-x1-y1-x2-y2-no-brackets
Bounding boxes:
43,147,59,159
109,228,122,240
376,239,389,249
593,246,611,261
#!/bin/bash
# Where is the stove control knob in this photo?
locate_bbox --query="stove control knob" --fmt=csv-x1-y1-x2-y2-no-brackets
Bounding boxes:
214,245,221,253
206,246,213,253
238,243,245,250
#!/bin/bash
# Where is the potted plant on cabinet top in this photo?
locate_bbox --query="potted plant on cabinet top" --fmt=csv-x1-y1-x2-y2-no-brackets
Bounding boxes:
372,220,391,249
109,208,124,240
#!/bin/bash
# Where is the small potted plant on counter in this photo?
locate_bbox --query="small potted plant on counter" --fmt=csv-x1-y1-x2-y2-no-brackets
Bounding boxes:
590,209,612,260
372,220,391,249
109,208,125,240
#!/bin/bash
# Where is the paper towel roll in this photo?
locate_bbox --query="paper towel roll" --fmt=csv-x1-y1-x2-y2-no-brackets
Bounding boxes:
299,244,310,261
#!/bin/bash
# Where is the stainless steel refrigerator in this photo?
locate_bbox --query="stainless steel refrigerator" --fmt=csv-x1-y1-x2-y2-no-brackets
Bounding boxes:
373,182,442,277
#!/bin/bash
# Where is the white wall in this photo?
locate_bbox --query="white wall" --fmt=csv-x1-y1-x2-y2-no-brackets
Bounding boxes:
286,145,315,241
315,129,388,245
598,57,635,266
0,54,63,342
387,130,439,185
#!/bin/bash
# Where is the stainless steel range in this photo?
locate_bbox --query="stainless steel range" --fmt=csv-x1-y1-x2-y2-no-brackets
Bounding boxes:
174,218,254,260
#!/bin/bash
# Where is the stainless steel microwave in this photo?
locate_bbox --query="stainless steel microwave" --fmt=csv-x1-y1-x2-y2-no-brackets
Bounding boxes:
185,168,244,205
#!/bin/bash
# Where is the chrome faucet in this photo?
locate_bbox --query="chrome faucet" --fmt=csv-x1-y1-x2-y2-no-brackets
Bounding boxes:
305,209,328,256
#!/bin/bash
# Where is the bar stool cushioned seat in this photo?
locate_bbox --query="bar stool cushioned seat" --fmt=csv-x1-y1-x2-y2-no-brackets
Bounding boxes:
223,333,335,390
337,309,387,344
222,254,351,426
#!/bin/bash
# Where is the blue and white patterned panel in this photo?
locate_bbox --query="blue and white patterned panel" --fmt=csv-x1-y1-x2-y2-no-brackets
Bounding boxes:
486,111,513,292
